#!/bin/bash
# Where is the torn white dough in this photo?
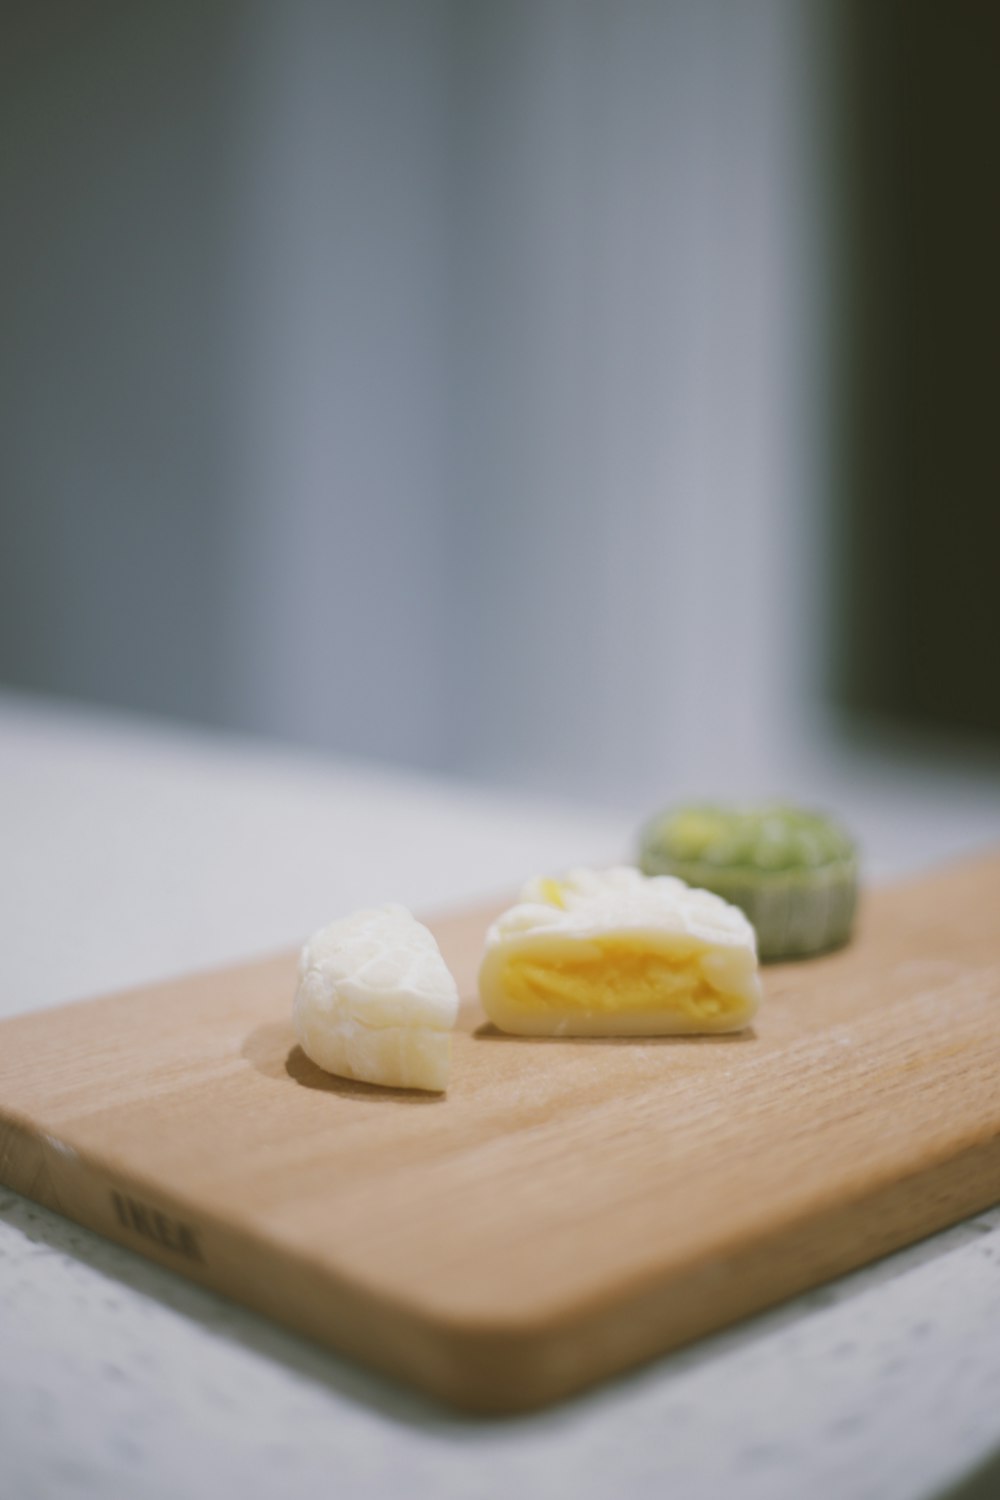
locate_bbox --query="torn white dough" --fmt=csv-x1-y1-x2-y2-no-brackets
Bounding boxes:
293,905,460,1091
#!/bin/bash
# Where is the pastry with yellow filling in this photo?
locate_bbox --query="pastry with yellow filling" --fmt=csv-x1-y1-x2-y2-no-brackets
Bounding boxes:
478,866,760,1036
639,802,858,960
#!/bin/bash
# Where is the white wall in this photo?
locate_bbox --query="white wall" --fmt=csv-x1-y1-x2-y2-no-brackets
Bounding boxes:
1,0,834,809
214,0,457,770
444,1,835,803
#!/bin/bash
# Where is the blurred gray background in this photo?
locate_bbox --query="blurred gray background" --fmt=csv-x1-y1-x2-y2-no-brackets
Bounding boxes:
2,0,998,808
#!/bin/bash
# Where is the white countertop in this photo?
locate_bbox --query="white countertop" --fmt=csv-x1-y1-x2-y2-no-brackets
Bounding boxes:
1,691,999,1500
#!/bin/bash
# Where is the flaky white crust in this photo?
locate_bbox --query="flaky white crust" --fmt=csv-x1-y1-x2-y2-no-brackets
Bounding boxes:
294,905,459,1091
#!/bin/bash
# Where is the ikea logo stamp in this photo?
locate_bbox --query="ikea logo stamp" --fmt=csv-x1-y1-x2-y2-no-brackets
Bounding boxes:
111,1190,203,1262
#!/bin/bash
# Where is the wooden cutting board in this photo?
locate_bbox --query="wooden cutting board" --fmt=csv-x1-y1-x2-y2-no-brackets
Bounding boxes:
1,852,999,1412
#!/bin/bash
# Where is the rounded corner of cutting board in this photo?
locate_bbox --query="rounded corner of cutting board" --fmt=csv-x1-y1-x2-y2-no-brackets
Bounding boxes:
393,1306,601,1415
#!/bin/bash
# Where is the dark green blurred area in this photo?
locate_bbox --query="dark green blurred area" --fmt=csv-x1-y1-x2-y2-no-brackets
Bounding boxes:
833,0,1000,740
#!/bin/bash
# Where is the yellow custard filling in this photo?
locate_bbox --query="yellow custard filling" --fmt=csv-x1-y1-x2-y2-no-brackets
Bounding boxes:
537,877,568,909
499,941,742,1023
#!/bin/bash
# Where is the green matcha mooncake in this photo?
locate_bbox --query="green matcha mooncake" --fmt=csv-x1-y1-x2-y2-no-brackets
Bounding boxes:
639,803,858,961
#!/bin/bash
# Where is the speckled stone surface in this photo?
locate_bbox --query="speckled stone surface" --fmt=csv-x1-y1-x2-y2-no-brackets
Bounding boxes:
1,691,999,1500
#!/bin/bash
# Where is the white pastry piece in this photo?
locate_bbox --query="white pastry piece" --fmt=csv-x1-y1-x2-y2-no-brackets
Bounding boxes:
478,866,761,1036
294,905,459,1091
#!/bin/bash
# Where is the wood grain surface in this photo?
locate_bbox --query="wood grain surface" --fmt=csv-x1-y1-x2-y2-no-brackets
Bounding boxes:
1,852,999,1412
